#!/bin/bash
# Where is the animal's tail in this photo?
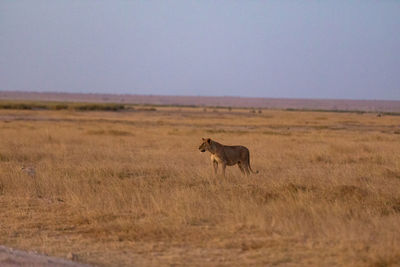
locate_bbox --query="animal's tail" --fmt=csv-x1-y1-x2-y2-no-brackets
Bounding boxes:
248,152,259,174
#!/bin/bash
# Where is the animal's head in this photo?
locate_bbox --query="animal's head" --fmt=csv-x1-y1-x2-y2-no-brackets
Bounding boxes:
198,138,212,152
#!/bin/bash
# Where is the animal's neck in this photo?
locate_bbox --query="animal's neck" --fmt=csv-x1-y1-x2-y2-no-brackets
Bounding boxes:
208,141,222,154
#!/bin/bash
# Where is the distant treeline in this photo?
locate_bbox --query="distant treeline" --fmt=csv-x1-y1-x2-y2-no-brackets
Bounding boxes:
0,101,126,111
0,100,399,116
285,108,400,116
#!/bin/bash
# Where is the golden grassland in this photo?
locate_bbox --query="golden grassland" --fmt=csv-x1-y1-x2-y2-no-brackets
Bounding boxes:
0,106,400,266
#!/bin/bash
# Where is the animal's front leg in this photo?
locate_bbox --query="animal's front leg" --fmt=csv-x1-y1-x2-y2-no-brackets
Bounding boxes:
212,160,218,175
221,163,226,177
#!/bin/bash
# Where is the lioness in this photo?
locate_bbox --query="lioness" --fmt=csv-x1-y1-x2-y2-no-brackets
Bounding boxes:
198,138,258,176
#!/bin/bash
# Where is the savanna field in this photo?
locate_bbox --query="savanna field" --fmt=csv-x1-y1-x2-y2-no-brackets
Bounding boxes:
0,104,400,266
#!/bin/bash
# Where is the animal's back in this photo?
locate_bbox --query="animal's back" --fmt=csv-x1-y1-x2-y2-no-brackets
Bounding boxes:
221,145,249,165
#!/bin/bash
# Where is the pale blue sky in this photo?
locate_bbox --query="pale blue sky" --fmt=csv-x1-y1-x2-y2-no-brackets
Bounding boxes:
1,1,399,100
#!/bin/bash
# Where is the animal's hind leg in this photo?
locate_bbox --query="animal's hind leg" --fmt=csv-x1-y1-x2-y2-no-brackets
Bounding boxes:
244,164,250,175
213,160,218,175
238,162,246,175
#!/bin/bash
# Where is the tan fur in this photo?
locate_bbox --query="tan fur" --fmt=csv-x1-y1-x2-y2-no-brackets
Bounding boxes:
198,138,258,176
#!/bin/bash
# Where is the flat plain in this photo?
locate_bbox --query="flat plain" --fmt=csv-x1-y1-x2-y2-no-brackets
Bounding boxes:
0,105,400,266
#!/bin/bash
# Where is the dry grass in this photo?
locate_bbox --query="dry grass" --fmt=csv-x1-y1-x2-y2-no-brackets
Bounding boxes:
0,107,400,266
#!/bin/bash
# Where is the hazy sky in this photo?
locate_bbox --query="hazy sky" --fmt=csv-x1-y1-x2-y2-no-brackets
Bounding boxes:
1,1,399,100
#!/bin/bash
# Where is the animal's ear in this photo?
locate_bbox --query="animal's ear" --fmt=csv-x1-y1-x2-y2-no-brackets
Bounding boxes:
207,138,211,144
202,138,206,141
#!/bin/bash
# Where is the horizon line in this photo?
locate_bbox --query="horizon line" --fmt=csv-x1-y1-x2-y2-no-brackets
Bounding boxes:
1,90,399,103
